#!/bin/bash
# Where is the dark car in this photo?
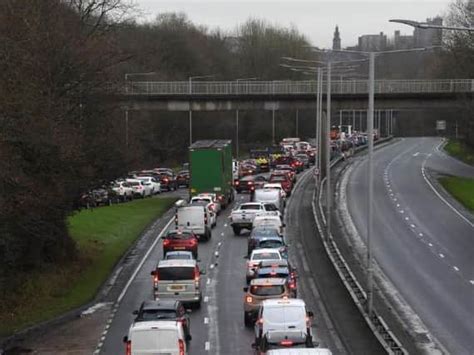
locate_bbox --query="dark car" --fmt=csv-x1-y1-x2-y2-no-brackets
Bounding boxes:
158,172,177,191
295,154,310,169
163,230,198,258
247,227,282,255
176,170,190,188
133,299,191,341
253,236,288,259
235,174,268,193
254,259,298,296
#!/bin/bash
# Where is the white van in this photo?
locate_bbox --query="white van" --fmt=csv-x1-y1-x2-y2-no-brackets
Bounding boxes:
123,320,187,355
255,299,314,350
176,205,212,241
267,349,332,355
152,259,203,307
254,188,283,212
253,215,284,235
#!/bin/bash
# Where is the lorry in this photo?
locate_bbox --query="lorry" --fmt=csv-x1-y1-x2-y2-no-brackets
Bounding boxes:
189,140,233,208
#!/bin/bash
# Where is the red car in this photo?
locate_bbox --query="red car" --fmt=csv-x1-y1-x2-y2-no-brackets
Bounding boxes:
269,173,293,196
176,170,190,188
158,172,177,191
162,230,198,258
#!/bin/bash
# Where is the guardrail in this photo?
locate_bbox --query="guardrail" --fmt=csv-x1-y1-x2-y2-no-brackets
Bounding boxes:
124,79,474,96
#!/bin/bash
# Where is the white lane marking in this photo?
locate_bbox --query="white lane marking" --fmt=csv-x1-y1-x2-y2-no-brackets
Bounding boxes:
396,204,400,207
419,233,423,237
470,280,474,285
421,159,474,228
439,253,445,258
205,341,210,350
220,232,224,236
118,217,174,303
405,217,409,221
453,266,460,272
428,243,433,247
206,278,211,285
224,223,228,227
399,210,404,214
204,317,209,324
214,251,219,257
210,264,215,269
413,152,419,157
204,296,209,303
410,224,416,228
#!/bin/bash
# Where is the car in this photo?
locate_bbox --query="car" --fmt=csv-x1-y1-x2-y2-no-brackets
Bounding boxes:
90,187,118,206
164,251,195,260
254,260,296,296
263,183,287,200
245,248,283,283
136,176,161,194
248,227,282,255
123,320,188,355
254,299,314,351
252,236,288,260
252,215,284,235
230,202,269,235
268,174,293,197
239,162,258,177
158,172,178,191
266,348,332,355
176,205,212,241
235,174,268,193
132,299,191,341
253,188,284,213
295,154,310,169
163,230,199,258
243,278,292,327
111,181,134,202
274,165,296,182
189,200,217,228
151,259,204,308
197,193,222,214
176,170,190,188
126,178,153,198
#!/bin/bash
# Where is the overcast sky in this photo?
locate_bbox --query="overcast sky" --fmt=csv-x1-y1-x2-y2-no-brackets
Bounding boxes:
133,0,452,47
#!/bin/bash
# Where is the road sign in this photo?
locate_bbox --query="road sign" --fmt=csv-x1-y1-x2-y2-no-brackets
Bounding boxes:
436,120,446,130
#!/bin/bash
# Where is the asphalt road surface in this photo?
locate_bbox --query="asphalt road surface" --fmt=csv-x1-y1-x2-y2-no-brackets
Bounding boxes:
100,167,383,355
346,137,474,355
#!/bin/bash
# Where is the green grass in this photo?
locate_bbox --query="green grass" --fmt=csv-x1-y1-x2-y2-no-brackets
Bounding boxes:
439,176,474,212
0,197,176,336
444,139,474,166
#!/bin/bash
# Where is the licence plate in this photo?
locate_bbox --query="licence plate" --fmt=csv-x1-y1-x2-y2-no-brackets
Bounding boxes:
169,285,185,291
174,246,185,250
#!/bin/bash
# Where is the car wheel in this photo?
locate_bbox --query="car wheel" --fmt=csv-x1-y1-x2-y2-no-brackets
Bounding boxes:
244,313,253,327
194,301,201,310
232,227,240,236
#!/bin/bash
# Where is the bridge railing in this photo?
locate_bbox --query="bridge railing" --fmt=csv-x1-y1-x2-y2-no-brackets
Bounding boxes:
124,79,474,96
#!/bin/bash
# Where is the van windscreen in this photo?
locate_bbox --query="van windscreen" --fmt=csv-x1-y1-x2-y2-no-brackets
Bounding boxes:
158,267,195,280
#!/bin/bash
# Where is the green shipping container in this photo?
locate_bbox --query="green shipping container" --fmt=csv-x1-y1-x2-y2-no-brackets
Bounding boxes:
189,140,234,208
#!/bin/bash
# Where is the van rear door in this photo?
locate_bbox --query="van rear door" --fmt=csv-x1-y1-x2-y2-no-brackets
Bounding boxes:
131,328,179,355
156,266,198,301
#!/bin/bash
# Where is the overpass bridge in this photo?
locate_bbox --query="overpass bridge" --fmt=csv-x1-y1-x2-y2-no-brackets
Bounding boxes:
121,79,473,111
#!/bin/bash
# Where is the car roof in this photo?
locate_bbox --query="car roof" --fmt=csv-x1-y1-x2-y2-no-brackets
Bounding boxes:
158,259,196,267
250,277,286,286
258,259,289,267
130,320,181,331
140,299,179,311
256,236,284,242
251,248,282,256
262,298,306,307
254,215,280,221
164,251,193,259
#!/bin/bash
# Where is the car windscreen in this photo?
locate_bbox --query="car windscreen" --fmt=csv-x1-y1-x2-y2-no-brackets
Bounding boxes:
166,232,193,240
192,198,211,203
270,176,287,182
128,181,140,186
264,204,278,211
250,285,285,296
137,309,177,321
158,266,195,280
165,254,192,260
251,252,281,260
251,229,280,237
258,240,284,248
257,268,289,278
240,204,261,210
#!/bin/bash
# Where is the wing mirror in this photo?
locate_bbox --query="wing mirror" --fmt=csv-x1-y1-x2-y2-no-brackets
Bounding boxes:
132,310,138,315
123,336,128,343
243,286,249,292
307,311,314,318
150,270,156,276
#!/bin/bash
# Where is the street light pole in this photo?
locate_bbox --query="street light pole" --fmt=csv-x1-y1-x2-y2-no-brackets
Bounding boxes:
326,61,332,241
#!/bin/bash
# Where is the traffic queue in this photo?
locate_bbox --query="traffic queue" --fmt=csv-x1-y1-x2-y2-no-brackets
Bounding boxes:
122,139,333,355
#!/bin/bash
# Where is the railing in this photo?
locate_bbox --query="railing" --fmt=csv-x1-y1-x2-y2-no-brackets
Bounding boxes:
124,79,474,96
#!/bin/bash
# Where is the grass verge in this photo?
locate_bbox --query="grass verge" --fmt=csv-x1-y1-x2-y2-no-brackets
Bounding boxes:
444,139,474,166
0,197,176,337
439,176,474,212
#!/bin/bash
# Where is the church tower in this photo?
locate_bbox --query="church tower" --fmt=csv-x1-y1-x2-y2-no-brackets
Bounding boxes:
333,25,341,50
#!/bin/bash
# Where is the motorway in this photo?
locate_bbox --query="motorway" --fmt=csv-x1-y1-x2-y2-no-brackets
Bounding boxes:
100,167,383,355
346,137,474,355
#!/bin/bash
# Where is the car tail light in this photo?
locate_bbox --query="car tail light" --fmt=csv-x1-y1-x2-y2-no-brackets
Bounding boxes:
164,178,169,183
289,281,296,289
178,339,185,355
190,238,197,246
194,268,200,285
235,180,240,186
246,296,253,303
125,340,131,355
256,318,263,325
163,239,171,247
280,339,293,346
153,272,159,287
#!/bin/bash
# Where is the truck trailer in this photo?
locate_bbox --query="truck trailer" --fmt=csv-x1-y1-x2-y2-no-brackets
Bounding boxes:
189,140,233,208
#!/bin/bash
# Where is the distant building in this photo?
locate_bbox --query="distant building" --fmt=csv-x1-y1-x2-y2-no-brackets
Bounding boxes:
393,30,414,49
333,25,341,50
414,16,443,47
358,32,387,51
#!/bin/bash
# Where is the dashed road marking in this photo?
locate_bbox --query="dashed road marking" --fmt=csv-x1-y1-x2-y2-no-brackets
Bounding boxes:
453,266,459,272
220,232,224,236
224,223,228,227
399,210,404,214
428,243,433,247
405,217,409,221
210,264,215,269
207,278,211,285
470,280,474,285
419,233,423,237
204,296,209,303
205,341,210,350
413,152,419,157
410,224,415,228
204,317,209,324
439,253,445,258
396,204,400,207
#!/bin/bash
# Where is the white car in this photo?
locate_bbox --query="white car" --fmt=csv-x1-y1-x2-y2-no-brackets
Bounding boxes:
263,183,287,200
246,248,283,283
111,181,134,201
254,299,315,352
252,215,284,235
189,199,217,228
197,193,222,214
123,320,188,355
126,179,153,198
136,176,161,194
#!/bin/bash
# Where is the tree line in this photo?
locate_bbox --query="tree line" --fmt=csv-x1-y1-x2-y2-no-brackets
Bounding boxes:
0,0,471,305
